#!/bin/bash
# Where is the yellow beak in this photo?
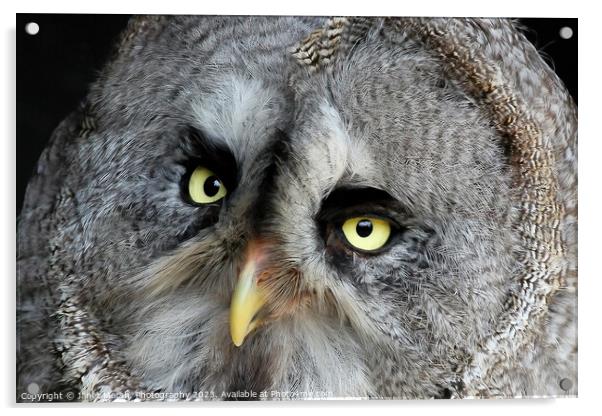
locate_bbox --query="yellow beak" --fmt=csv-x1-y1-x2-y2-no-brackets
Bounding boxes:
229,253,266,347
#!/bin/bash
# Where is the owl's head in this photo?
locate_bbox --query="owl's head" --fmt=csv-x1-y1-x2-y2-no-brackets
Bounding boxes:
18,16,576,399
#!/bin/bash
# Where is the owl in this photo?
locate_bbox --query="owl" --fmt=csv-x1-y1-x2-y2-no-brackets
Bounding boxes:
17,16,577,401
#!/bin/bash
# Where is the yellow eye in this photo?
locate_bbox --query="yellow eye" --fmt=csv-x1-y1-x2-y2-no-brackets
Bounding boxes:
188,166,227,204
341,217,392,252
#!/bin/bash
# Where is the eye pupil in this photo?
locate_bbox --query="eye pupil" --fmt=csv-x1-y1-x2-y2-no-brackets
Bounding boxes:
356,219,373,238
203,176,221,197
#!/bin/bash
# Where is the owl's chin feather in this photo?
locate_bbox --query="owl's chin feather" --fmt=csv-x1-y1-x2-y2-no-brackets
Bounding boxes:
123,289,378,398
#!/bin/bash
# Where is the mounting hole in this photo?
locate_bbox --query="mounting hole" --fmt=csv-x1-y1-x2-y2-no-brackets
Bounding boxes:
559,378,573,391
25,22,40,35
559,26,573,40
27,382,40,394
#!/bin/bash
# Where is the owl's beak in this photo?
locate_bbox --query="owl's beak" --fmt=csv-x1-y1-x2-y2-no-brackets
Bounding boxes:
229,241,267,347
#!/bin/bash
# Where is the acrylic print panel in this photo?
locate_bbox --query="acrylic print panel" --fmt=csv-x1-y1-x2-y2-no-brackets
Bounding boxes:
16,14,578,402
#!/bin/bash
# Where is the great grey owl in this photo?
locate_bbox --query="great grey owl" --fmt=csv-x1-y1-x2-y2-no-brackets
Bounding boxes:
17,16,577,401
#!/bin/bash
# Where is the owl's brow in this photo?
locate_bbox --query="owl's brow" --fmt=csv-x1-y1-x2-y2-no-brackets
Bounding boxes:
183,126,239,189
318,186,400,217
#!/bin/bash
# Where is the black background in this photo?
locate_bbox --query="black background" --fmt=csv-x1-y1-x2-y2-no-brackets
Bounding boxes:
16,15,578,214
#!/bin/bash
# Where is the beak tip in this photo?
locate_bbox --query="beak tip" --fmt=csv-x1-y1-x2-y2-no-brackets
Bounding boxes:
231,331,244,347
230,319,248,347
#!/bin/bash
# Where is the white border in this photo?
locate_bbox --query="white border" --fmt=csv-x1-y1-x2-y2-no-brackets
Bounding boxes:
2,1,599,415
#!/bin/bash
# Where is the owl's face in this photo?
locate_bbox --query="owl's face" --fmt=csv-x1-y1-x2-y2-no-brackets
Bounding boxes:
62,17,517,397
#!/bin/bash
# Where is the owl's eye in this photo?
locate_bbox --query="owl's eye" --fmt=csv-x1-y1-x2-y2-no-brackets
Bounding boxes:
188,166,227,204
341,217,392,252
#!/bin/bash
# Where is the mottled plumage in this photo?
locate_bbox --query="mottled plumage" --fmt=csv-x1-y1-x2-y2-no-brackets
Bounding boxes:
17,16,577,400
